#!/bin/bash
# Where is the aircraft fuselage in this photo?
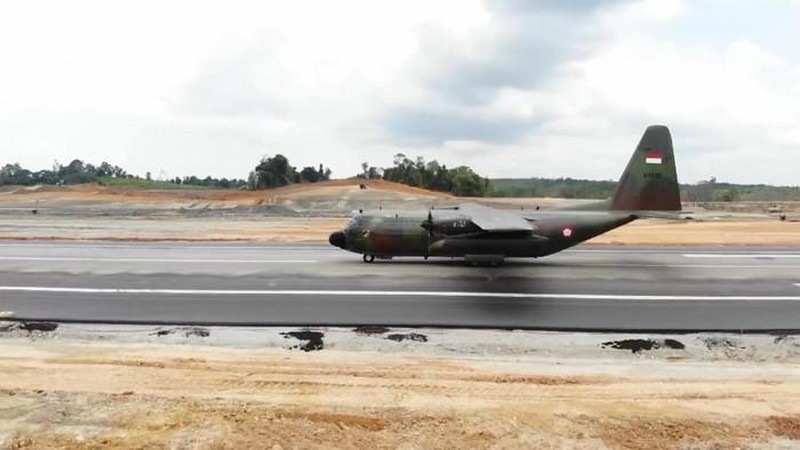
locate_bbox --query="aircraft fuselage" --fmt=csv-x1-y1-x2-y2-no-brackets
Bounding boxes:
329,209,635,260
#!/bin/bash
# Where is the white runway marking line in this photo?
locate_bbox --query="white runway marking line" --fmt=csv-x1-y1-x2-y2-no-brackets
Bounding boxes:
572,263,800,269
684,253,800,259
0,257,318,264
2,286,800,301
0,243,331,250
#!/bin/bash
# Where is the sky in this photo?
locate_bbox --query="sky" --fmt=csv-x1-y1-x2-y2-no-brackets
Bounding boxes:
1,0,799,185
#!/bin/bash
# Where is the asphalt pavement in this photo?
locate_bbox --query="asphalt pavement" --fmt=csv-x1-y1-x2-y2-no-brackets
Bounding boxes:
1,241,799,331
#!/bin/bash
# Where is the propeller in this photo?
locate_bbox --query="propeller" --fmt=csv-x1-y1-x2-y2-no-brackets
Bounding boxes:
421,208,434,259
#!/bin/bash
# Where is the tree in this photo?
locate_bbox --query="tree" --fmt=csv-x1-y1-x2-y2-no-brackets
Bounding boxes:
713,188,738,202
57,159,96,184
450,166,488,197
96,162,115,178
299,166,322,183
298,164,332,183
253,154,297,189
359,162,382,180
0,163,33,186
377,154,488,196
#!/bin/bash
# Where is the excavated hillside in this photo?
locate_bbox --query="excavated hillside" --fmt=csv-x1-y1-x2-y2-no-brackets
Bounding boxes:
0,180,458,217
1,181,798,244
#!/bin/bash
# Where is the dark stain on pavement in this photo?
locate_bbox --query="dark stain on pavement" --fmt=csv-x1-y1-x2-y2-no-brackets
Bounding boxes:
774,335,800,346
183,327,210,338
19,322,58,333
353,325,391,336
281,330,325,352
386,333,428,343
663,339,686,349
602,338,685,353
151,327,210,338
701,336,744,351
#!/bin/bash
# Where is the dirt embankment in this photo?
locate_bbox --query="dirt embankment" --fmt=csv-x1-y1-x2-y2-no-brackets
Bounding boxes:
2,182,799,245
1,334,800,449
0,180,449,210
589,220,800,247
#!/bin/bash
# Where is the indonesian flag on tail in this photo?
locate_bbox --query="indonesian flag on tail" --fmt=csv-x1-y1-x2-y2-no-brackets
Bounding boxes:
645,151,663,164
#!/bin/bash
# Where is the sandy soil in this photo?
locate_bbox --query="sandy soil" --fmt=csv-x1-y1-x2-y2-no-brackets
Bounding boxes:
2,216,799,247
1,335,799,449
0,180,448,209
0,216,346,243
589,220,800,247
2,182,799,246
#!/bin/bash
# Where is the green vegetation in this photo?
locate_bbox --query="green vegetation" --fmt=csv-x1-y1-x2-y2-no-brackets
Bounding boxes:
489,176,800,201
249,155,331,189
0,160,127,186
5,156,798,202
1,155,331,192
0,160,247,189
682,177,800,202
490,178,616,199
96,177,206,190
360,154,490,197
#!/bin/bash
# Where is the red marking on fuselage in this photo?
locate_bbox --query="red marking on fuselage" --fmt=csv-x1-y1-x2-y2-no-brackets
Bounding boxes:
373,233,394,252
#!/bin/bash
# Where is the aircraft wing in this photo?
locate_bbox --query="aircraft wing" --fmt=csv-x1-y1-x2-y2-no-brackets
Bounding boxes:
458,203,534,232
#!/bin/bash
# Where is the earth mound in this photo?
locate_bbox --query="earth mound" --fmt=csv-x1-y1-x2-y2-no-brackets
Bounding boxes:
0,180,454,216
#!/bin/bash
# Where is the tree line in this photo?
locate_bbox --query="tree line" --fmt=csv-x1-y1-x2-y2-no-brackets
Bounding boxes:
248,155,332,189
1,160,129,186
0,160,248,189
359,154,490,197
490,176,800,202
489,177,617,199
0,156,333,191
250,153,490,197
681,177,800,202
6,156,797,202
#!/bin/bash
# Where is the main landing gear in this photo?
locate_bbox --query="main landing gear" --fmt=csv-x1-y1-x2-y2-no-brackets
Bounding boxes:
362,254,375,263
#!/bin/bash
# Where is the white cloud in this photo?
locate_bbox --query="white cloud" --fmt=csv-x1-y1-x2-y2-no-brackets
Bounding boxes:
1,0,799,185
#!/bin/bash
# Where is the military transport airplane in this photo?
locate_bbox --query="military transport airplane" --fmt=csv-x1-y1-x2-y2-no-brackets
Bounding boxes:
329,125,681,264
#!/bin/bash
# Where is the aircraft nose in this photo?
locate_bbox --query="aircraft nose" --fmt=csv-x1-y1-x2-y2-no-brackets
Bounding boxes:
328,231,347,249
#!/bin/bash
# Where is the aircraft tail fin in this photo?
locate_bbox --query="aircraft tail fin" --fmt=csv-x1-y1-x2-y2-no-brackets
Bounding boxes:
609,125,681,211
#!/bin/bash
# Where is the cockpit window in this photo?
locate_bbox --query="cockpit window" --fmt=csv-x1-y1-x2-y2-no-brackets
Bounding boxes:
346,212,362,230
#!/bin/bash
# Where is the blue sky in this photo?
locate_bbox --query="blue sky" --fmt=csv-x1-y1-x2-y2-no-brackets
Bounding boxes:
1,0,799,185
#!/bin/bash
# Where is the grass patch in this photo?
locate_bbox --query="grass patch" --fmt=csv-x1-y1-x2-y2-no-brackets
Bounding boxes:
97,178,213,190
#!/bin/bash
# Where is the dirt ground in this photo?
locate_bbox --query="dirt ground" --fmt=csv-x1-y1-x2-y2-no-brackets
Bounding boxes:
2,216,800,247
1,336,799,450
2,182,799,246
588,220,800,247
2,183,799,449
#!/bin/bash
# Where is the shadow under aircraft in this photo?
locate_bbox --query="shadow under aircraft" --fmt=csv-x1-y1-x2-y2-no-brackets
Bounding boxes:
329,125,682,265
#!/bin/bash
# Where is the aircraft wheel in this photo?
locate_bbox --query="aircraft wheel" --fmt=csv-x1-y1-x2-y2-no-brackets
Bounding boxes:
362,254,375,263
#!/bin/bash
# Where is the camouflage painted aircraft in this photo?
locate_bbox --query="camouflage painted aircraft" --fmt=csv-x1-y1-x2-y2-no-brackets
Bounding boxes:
329,125,681,264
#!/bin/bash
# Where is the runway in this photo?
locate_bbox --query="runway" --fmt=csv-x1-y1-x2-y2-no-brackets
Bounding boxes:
1,241,800,331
